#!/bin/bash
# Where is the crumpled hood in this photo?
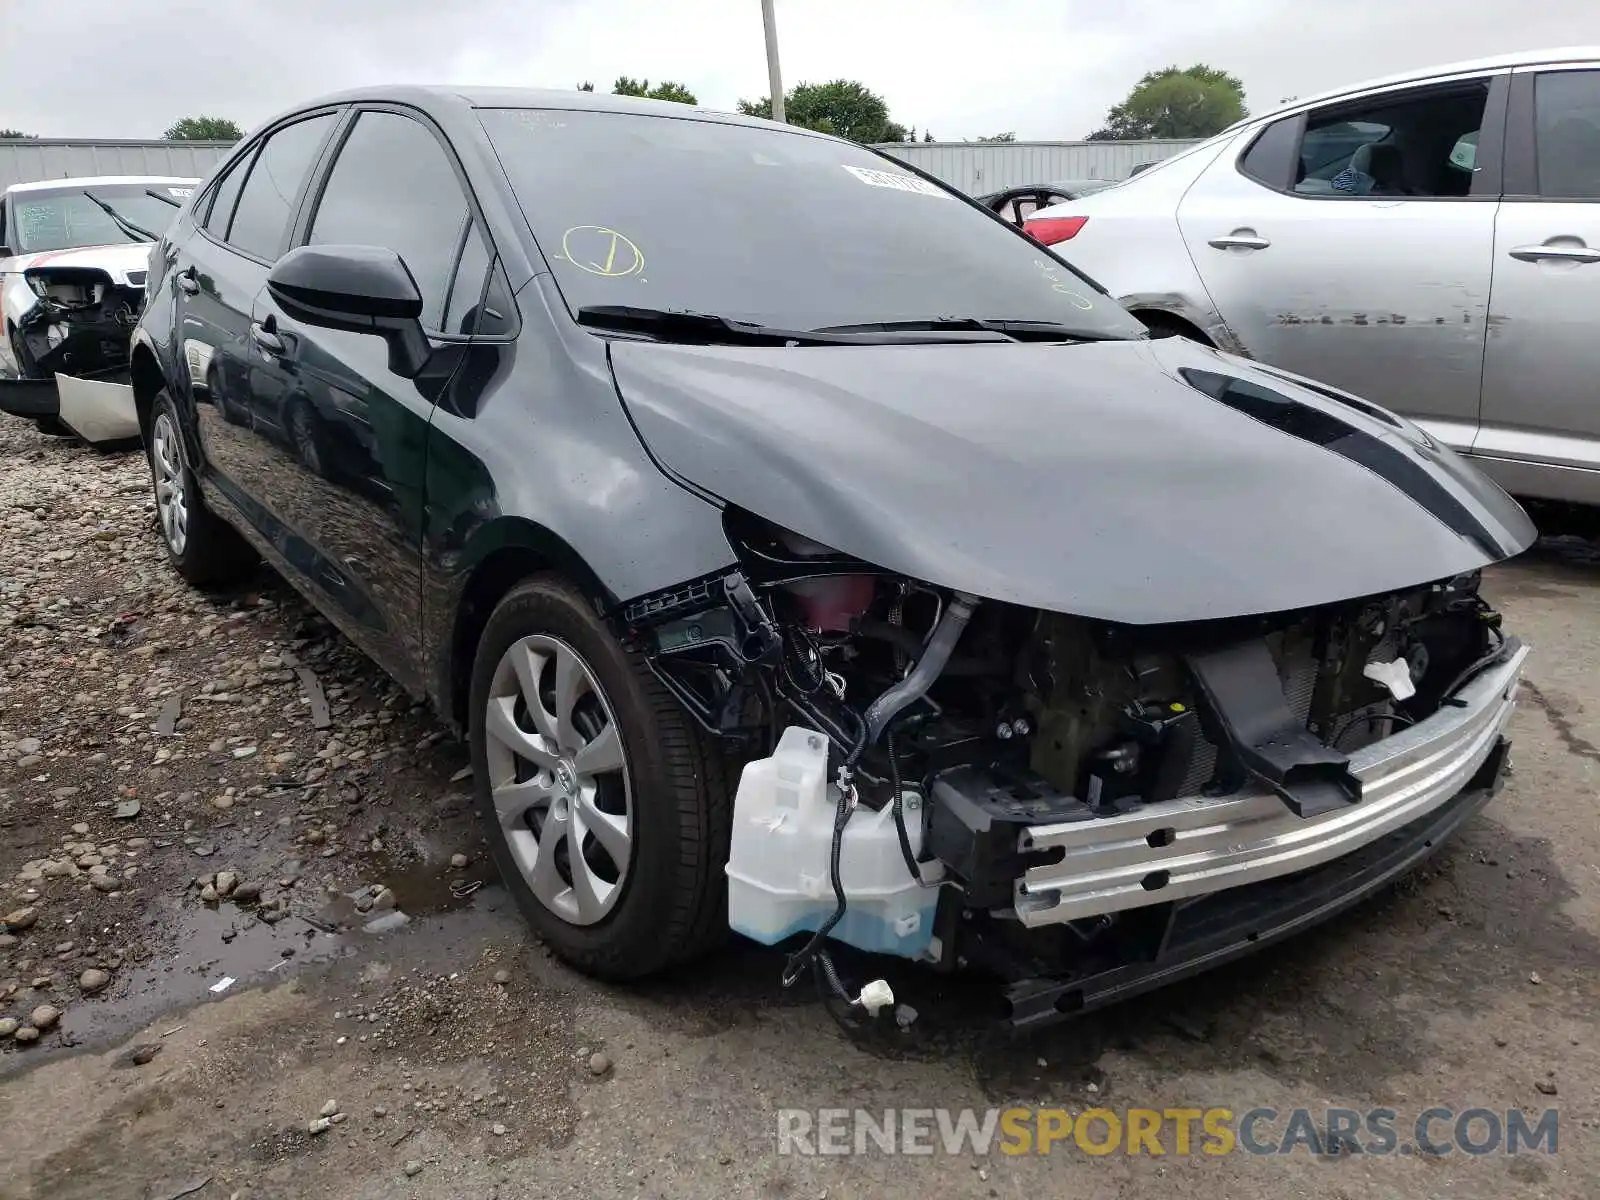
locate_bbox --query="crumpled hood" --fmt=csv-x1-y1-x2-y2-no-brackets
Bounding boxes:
608,335,1534,624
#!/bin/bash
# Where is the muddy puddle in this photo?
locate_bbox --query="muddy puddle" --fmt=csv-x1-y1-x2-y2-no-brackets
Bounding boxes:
45,854,525,1058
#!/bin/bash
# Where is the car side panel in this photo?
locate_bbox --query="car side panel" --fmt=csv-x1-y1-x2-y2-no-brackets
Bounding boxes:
1034,136,1245,350
417,277,739,718
1174,126,1498,445
1473,64,1600,504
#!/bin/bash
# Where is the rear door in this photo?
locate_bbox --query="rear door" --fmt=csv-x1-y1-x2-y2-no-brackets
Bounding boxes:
176,111,339,507
1476,63,1600,503
1175,72,1507,450
250,106,492,687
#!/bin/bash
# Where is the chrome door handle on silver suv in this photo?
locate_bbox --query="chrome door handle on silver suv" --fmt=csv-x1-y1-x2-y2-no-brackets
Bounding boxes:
1208,230,1272,251
1508,241,1600,265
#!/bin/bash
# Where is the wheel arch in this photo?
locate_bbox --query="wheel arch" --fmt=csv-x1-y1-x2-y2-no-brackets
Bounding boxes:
130,339,166,441
1130,308,1215,345
1117,290,1243,355
438,516,618,734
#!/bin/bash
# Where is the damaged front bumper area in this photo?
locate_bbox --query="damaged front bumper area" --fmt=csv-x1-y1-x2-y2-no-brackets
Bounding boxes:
14,263,142,381
0,265,141,440
1015,639,1525,927
640,512,1529,1027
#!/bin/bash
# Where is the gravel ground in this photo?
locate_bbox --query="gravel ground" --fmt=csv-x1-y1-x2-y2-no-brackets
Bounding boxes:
0,417,1596,1199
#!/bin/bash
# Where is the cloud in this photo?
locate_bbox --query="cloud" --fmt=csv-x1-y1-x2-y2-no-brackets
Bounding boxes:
0,1,1589,141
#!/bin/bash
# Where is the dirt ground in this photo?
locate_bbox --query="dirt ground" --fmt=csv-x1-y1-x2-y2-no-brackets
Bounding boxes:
0,417,1596,1200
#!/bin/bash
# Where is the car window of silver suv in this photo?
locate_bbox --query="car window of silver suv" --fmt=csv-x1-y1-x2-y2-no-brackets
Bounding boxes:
1240,79,1493,200
1534,70,1600,198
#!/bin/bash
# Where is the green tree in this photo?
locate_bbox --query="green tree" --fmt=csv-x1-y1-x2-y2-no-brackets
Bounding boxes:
611,77,698,105
975,132,1016,142
0,129,36,139
163,115,243,142
1086,64,1247,141
576,81,596,92
737,80,909,143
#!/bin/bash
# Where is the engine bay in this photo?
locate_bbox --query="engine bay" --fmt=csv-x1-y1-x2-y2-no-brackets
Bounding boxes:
620,508,1513,1020
15,265,144,380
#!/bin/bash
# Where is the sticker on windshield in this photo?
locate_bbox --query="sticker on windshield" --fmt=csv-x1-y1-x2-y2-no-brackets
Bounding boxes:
560,226,646,278
168,187,193,198
841,165,948,197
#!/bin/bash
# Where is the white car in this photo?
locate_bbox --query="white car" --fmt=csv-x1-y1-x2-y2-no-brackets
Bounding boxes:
0,176,195,433
1026,47,1600,512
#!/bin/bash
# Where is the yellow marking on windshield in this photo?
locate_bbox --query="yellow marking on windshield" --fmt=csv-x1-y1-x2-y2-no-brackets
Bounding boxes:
562,226,645,278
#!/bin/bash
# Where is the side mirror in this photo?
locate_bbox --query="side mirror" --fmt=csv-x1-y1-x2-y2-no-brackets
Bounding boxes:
267,244,430,379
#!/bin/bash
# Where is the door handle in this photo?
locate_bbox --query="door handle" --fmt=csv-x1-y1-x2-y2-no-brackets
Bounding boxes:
175,267,200,295
250,321,284,355
1508,242,1600,264
1209,232,1271,250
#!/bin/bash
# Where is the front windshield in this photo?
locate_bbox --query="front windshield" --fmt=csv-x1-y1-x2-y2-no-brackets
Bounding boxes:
10,183,191,254
478,108,1144,338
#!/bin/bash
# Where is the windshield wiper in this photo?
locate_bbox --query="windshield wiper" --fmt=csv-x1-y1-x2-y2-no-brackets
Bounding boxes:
576,305,1012,346
812,317,1130,343
81,191,158,242
145,188,182,208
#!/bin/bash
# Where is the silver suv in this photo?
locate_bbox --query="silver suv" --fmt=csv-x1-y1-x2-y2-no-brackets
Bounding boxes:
1028,47,1600,512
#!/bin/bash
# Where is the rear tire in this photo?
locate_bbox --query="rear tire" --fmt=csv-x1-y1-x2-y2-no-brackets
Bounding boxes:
33,416,73,437
146,390,259,588
468,574,731,980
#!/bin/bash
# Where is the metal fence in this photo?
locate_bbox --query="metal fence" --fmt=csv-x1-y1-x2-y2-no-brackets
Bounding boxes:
1,134,1198,204
0,139,233,193
870,139,1198,195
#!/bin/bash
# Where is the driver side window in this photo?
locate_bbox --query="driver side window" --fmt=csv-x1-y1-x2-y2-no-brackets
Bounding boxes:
307,110,473,332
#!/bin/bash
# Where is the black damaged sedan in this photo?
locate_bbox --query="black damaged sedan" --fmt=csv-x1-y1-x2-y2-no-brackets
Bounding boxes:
131,87,1533,1028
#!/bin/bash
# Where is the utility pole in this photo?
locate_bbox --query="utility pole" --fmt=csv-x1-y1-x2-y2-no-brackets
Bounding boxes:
761,0,786,123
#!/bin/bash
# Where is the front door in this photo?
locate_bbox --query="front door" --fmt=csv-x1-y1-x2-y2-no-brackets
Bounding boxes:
176,112,339,518
1477,65,1600,504
1176,72,1505,450
252,106,493,688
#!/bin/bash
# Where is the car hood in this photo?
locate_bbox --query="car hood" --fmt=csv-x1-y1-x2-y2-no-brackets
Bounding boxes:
0,242,151,281
608,335,1534,624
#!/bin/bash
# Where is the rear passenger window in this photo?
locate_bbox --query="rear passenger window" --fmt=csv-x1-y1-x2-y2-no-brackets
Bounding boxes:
307,111,469,331
1534,70,1600,198
227,114,336,260
202,150,253,238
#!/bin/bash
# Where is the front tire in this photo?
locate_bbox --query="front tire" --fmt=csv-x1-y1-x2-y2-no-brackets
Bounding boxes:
147,390,258,588
469,575,731,979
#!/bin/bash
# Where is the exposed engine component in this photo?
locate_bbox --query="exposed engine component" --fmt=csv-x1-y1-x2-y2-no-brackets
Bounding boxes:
622,511,1512,1021
15,265,144,381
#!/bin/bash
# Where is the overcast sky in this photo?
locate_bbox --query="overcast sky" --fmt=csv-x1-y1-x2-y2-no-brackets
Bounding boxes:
0,1,1589,141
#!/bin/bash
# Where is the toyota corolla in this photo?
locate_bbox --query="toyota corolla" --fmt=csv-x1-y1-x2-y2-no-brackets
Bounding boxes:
130,87,1533,1029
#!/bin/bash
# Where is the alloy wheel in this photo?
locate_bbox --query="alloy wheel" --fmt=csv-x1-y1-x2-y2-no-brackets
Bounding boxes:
151,412,189,556
483,634,633,925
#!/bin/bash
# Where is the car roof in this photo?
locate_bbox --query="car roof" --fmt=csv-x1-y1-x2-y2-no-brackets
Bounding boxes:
1228,45,1600,132
5,175,199,195
253,84,830,140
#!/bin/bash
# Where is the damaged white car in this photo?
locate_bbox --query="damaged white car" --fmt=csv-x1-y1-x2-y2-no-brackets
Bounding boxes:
0,175,195,441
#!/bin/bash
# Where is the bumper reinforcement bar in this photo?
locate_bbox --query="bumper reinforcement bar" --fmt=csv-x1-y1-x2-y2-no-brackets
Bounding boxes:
1015,639,1526,926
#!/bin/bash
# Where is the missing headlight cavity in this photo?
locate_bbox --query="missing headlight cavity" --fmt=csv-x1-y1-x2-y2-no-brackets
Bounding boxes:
618,513,1509,1021
14,265,144,381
